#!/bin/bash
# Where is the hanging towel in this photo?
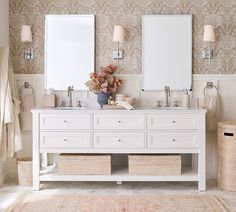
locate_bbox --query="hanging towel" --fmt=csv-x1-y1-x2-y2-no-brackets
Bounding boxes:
0,47,22,161
20,87,35,131
202,94,219,131
20,88,35,112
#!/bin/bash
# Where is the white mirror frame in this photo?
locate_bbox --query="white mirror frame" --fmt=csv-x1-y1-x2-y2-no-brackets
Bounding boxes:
142,15,192,91
45,15,95,90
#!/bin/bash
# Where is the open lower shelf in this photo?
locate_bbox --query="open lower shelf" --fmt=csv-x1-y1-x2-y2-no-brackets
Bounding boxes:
40,166,198,182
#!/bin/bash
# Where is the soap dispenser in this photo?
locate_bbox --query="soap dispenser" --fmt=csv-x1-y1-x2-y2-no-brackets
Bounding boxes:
182,89,190,108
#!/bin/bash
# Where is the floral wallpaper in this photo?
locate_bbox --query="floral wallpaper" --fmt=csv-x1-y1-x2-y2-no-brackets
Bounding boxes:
10,0,235,74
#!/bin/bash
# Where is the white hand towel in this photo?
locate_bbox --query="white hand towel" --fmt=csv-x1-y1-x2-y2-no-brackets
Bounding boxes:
20,88,35,130
20,94,35,112
202,94,219,131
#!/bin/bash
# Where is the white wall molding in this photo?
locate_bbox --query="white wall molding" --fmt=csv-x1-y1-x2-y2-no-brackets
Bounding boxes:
193,74,236,81
15,73,236,81
14,74,44,80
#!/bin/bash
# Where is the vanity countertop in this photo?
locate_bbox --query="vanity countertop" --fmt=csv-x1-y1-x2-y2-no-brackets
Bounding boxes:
32,107,207,114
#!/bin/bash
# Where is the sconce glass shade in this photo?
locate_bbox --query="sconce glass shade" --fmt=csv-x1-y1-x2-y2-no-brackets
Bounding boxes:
113,25,124,43
203,25,215,42
21,25,32,42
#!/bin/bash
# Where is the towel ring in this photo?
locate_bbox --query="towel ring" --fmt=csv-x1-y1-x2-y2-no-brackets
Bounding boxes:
20,82,34,94
203,82,219,95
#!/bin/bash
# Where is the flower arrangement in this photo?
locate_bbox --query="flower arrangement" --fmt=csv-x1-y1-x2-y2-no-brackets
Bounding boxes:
85,64,122,94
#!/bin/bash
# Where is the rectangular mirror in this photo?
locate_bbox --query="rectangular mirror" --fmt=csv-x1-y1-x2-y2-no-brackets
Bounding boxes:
45,15,95,90
142,15,192,91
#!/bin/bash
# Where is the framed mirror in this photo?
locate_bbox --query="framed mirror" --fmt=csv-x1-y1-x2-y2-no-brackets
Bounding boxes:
142,15,192,91
45,15,95,90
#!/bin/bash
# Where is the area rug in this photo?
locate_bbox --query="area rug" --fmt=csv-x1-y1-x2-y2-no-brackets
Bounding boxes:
5,194,231,212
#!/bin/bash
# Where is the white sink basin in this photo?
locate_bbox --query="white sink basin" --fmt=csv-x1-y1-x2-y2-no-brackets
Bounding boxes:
55,107,87,110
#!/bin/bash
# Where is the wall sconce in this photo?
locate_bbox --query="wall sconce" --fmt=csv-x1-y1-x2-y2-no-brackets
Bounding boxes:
202,25,215,64
21,25,33,60
113,25,124,64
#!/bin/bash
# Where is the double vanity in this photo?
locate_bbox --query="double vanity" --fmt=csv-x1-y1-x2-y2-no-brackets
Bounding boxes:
32,108,206,191
31,14,207,191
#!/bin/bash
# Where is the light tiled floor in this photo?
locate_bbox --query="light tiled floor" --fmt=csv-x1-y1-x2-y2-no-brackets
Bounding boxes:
0,181,236,211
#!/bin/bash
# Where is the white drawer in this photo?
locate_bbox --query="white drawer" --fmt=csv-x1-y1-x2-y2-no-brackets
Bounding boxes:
40,114,90,130
40,132,91,148
94,132,145,149
94,114,144,130
147,114,200,130
148,132,199,149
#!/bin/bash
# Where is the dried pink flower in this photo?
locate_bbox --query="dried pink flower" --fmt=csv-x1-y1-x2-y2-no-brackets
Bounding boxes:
85,64,122,94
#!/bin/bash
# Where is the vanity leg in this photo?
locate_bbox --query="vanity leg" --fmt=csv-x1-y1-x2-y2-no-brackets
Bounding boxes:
33,149,40,190
198,152,206,191
33,113,40,191
198,115,206,191
33,153,40,191
117,181,122,185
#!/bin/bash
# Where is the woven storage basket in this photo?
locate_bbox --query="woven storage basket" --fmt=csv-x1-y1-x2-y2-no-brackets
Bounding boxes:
17,157,32,186
129,154,181,175
217,122,236,191
58,154,111,175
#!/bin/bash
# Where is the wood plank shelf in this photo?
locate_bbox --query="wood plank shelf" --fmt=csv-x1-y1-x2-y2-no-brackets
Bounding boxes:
40,166,198,182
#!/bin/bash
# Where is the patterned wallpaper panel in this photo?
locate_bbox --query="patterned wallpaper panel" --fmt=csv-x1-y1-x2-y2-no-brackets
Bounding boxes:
10,0,235,74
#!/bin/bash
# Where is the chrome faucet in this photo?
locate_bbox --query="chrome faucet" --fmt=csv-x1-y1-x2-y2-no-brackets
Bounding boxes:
164,86,170,107
67,86,74,107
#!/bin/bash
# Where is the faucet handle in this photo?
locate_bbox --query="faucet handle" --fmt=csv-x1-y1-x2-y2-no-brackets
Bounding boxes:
67,86,74,90
60,100,66,107
77,100,82,108
156,100,162,108
173,100,178,107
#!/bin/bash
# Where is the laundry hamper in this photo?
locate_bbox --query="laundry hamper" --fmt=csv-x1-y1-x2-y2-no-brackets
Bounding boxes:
17,157,32,186
217,122,236,191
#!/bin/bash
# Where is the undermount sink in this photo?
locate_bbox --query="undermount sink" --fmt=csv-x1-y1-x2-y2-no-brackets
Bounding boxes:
55,107,87,110
153,107,188,110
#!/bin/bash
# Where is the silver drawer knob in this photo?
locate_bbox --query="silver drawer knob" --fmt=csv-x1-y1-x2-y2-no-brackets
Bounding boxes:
118,139,122,142
172,120,176,123
63,120,67,123
172,139,176,142
64,138,69,142
118,120,121,123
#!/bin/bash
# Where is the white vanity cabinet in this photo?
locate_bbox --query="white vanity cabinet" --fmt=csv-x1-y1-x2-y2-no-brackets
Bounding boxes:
32,109,206,191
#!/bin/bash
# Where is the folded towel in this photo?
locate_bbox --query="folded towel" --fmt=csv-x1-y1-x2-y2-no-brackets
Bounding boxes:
202,94,219,131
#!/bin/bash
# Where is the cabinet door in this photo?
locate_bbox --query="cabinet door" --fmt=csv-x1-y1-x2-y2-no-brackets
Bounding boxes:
40,114,91,130
40,132,91,148
94,114,145,130
94,132,145,149
147,114,200,130
148,132,199,149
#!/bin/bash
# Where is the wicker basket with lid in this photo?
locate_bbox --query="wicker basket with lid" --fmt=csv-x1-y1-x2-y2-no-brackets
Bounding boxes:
217,122,236,191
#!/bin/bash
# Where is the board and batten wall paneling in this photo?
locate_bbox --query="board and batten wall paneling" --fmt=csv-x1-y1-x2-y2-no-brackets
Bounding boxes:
7,74,236,179
9,0,236,74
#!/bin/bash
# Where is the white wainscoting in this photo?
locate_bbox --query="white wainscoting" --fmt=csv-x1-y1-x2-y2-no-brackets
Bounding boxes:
6,74,236,179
